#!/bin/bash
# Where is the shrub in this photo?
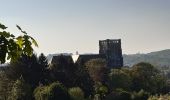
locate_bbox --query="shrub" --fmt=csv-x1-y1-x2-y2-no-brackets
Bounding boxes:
9,77,32,100
148,94,170,100
105,88,131,100
34,82,70,100
94,82,108,100
131,89,149,100
68,87,84,100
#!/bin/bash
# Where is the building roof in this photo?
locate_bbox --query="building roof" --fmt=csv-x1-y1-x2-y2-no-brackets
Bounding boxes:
51,55,73,65
76,54,106,64
50,54,106,65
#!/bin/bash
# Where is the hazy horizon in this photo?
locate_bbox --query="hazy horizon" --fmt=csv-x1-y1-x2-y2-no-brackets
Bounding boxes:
1,0,170,55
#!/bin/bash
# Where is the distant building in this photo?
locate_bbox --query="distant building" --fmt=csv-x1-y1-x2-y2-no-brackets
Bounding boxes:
76,54,105,65
50,39,123,68
51,55,73,65
99,39,123,68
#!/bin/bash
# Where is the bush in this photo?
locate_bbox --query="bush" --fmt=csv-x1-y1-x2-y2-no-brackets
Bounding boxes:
9,77,32,100
105,88,131,100
34,82,70,100
148,94,170,100
94,82,108,100
68,87,84,100
131,89,149,100
0,71,14,99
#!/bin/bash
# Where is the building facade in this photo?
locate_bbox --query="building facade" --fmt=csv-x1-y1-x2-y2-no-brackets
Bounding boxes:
50,39,123,68
99,39,123,68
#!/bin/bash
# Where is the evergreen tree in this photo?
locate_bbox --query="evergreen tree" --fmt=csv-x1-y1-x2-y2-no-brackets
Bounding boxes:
6,54,43,88
38,53,49,84
38,53,48,68
73,63,94,98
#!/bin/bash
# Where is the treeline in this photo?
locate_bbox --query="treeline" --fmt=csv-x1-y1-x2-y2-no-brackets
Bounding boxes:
0,54,170,100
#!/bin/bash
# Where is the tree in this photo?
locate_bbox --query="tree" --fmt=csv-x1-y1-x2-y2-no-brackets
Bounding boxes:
6,54,44,88
0,70,14,99
109,68,132,91
38,53,48,68
34,82,70,100
49,55,94,98
73,63,94,98
0,23,38,64
131,62,166,94
85,58,109,83
38,53,49,84
9,77,32,100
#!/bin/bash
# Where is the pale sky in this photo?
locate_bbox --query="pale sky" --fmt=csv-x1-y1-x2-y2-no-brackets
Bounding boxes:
0,0,170,55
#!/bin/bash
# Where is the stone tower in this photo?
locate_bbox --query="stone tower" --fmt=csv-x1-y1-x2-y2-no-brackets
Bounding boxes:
99,39,123,68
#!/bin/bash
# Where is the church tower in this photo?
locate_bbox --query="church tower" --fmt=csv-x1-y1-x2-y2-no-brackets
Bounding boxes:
99,39,123,68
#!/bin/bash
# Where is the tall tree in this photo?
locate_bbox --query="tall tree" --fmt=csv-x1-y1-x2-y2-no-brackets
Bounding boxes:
38,53,48,68
6,54,43,88
73,62,94,97
38,53,49,84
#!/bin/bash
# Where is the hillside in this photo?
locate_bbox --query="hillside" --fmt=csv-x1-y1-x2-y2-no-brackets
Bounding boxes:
123,49,170,67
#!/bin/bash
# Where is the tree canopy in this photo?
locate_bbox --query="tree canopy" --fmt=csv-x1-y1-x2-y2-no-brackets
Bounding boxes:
131,62,166,93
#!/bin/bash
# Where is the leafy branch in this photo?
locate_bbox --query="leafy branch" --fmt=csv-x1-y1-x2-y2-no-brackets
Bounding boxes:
0,23,38,63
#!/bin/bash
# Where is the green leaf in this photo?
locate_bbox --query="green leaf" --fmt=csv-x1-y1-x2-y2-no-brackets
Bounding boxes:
30,36,38,47
0,23,7,30
10,34,15,38
0,23,38,63
16,25,21,31
0,36,8,63
0,31,11,38
16,25,27,34
16,36,24,48
23,38,33,56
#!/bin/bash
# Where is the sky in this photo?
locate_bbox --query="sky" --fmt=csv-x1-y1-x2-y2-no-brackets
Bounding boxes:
0,0,170,55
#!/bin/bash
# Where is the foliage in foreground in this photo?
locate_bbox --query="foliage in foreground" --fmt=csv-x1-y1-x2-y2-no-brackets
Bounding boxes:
9,77,32,100
0,23,38,63
34,82,70,100
148,94,170,100
68,87,85,100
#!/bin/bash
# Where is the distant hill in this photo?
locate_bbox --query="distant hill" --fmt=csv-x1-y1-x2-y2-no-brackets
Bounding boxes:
123,49,170,67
